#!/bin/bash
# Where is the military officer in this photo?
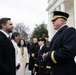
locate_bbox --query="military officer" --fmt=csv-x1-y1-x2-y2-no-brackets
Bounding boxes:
43,11,76,75
33,38,51,75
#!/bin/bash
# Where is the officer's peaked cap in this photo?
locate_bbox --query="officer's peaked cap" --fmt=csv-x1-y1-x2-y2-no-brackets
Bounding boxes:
38,38,46,42
52,11,69,21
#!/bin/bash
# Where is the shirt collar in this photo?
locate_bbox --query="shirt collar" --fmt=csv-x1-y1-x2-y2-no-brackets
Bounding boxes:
40,44,44,50
0,29,9,38
58,24,66,31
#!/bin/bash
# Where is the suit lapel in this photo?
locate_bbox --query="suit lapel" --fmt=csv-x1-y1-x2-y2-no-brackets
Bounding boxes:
6,37,14,46
38,45,44,55
0,31,14,48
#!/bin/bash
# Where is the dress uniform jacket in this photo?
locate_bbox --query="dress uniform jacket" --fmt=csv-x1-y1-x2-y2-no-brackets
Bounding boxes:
0,31,16,75
34,45,48,75
44,25,76,75
29,43,39,70
45,47,51,75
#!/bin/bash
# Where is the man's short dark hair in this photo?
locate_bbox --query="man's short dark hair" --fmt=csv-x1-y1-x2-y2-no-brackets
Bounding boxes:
0,18,11,29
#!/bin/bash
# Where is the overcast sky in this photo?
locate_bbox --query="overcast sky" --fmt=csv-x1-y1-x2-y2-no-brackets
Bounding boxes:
0,0,48,33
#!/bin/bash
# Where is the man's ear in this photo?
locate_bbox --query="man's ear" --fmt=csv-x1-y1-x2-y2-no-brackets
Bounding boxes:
2,24,6,29
61,18,66,24
2,24,4,28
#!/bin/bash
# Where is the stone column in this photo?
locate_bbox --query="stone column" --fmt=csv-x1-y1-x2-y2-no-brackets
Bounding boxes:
48,12,53,41
56,6,60,11
60,2,65,12
74,0,76,28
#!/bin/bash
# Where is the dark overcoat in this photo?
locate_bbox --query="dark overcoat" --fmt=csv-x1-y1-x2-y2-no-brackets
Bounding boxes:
0,31,16,75
29,43,39,70
44,25,76,75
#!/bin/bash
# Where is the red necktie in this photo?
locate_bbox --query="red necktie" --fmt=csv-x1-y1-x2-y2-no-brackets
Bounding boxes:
8,36,11,41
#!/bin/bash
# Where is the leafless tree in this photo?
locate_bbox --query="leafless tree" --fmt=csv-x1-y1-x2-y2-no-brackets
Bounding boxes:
13,23,29,40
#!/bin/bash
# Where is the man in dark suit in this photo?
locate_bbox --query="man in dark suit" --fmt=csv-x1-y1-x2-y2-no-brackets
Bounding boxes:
29,38,39,75
43,11,76,75
0,18,16,75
